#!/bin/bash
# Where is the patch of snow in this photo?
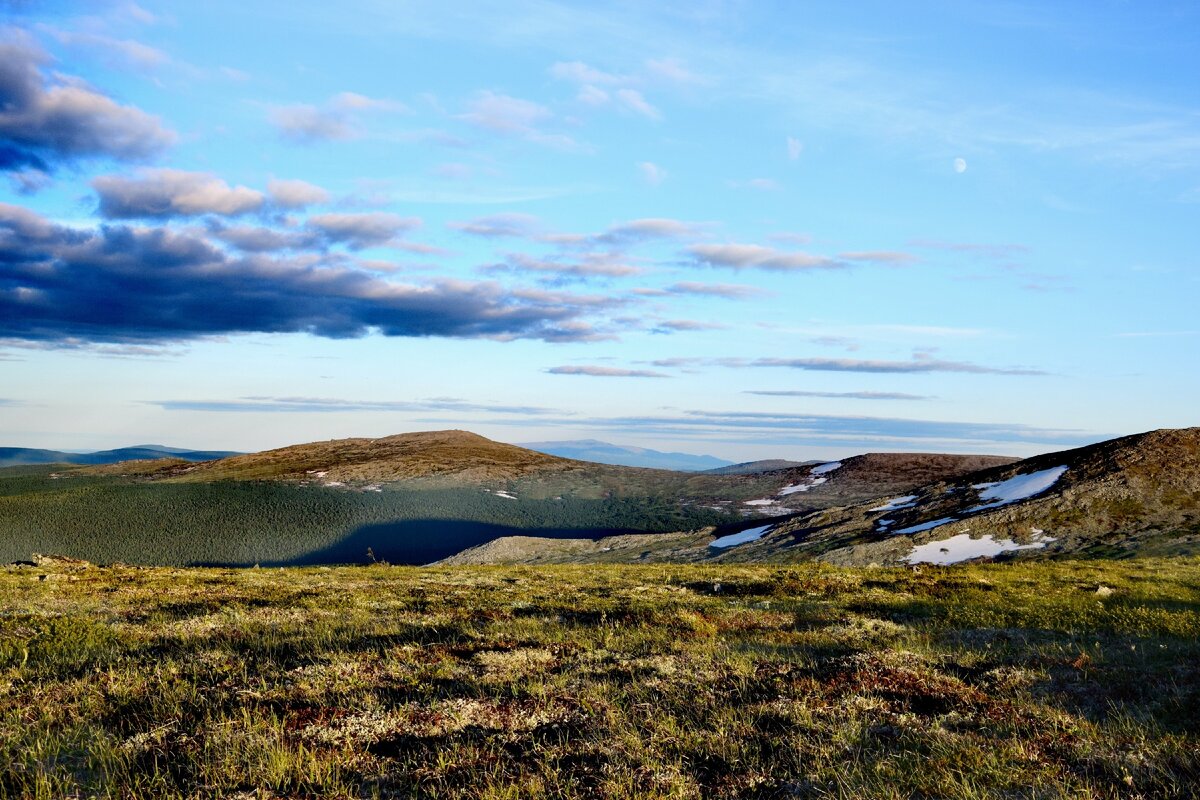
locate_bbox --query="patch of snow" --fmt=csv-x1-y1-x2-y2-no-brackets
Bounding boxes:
322,481,345,487
710,524,773,549
1031,527,1044,535
869,495,918,512
743,498,777,506
778,476,827,494
811,461,842,475
493,490,517,500
966,466,1067,512
308,470,328,478
893,517,956,535
876,519,892,529
905,532,1056,565
971,481,998,490
362,484,382,493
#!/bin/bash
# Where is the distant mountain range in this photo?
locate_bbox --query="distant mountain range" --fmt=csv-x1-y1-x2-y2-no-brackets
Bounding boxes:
0,445,241,468
518,439,734,471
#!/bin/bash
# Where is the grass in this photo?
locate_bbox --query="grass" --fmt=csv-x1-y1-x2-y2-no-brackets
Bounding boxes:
1,558,1197,798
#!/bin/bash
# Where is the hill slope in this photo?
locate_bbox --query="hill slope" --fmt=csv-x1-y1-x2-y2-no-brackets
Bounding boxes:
444,428,1200,566
0,445,239,468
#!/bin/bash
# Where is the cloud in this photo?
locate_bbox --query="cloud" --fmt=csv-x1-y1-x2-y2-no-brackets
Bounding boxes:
787,136,803,160
0,32,175,173
0,204,608,345
596,217,701,243
837,250,916,264
92,169,264,218
614,88,660,120
747,356,1045,375
42,29,169,71
687,243,841,271
729,178,779,191
546,365,669,378
645,57,700,84
206,223,318,253
449,213,543,238
306,212,421,249
269,91,403,144
267,178,330,209
745,390,932,400
270,104,353,143
632,282,766,299
472,408,1096,450
638,161,666,186
910,240,1029,260
549,61,625,86
652,319,726,333
483,252,642,280
647,355,1045,375
153,396,560,415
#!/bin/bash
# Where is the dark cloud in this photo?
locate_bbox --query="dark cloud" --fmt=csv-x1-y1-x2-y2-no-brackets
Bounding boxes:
206,222,319,253
0,32,174,174
0,204,611,344
93,169,265,219
546,365,669,378
745,390,932,400
306,212,422,249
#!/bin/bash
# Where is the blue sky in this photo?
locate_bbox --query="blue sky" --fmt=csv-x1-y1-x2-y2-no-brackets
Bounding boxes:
1,0,1197,460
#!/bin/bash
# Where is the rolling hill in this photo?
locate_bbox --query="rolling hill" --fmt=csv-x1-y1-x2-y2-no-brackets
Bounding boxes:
0,429,1022,567
0,445,240,468
443,428,1200,566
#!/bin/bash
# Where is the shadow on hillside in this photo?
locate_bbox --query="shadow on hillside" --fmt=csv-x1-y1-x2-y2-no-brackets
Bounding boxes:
192,519,650,568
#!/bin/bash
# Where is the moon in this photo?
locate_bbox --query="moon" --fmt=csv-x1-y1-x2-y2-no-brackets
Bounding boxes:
954,157,967,174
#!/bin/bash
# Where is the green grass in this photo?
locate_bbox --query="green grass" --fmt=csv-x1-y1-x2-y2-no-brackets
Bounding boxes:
1,557,1197,798
0,467,740,566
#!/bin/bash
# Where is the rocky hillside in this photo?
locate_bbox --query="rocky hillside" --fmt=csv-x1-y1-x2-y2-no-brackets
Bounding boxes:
442,428,1200,566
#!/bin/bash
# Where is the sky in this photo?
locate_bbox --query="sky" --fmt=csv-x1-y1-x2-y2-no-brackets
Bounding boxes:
1,0,1197,461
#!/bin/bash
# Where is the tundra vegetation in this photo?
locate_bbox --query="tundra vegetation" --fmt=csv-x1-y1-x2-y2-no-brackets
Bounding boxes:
1,557,1197,798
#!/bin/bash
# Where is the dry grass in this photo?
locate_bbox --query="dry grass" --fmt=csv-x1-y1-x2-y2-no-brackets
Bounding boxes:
1,558,1198,798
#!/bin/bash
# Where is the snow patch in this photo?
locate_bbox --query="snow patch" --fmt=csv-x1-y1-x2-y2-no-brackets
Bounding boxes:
493,490,517,500
869,495,918,512
810,461,842,475
743,498,777,506
893,517,956,535
905,532,1057,565
966,466,1067,512
779,477,827,495
710,524,773,549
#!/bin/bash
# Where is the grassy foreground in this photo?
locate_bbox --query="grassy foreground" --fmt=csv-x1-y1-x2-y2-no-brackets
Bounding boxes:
1,559,1198,799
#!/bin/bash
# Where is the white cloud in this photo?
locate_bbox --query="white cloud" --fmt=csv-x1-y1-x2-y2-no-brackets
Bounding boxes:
549,61,625,86
787,136,803,160
267,178,329,209
615,88,661,120
687,243,840,271
638,161,666,186
646,57,701,84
